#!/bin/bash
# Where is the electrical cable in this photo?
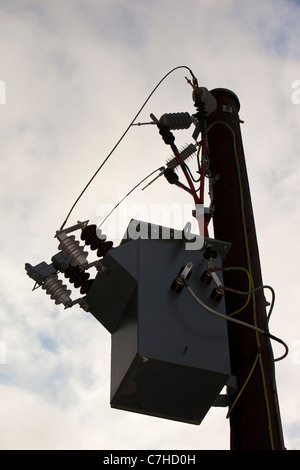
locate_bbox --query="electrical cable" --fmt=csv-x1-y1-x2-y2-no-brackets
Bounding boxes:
150,89,210,237
141,142,198,191
199,137,207,204
184,279,263,334
206,130,263,321
226,353,259,419
166,143,198,171
215,266,274,321
175,180,193,195
182,161,200,183
196,139,202,174
215,267,251,316
207,121,287,448
168,139,209,237
59,65,197,231
182,280,289,362
225,284,275,324
171,142,200,205
97,166,164,228
206,122,279,327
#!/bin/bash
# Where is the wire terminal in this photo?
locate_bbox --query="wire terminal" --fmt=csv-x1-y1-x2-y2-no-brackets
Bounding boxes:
171,262,193,293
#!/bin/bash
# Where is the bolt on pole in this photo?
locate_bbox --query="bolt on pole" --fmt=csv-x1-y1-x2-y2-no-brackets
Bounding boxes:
206,89,285,450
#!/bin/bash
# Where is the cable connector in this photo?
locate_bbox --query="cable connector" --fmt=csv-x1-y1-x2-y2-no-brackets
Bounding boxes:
200,249,225,300
171,262,193,293
210,285,225,303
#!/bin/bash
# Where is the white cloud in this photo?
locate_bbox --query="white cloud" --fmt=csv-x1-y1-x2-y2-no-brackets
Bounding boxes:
0,0,299,450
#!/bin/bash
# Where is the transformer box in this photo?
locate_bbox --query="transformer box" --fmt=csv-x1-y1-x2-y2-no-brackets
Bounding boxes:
85,220,233,425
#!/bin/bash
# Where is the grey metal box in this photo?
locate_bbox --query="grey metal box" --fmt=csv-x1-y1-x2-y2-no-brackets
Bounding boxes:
84,244,137,333
110,220,232,425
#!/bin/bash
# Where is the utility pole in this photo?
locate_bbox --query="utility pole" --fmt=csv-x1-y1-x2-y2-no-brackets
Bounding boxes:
24,69,287,449
206,89,285,450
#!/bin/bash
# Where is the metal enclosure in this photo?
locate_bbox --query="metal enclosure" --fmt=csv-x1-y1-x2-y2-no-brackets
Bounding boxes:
84,245,137,333
101,220,233,425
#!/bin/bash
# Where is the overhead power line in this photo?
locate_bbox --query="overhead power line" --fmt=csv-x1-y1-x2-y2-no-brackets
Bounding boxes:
60,65,197,231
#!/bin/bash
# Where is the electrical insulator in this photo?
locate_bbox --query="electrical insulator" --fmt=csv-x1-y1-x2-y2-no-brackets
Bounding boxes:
171,278,184,293
81,224,105,249
64,265,94,295
203,247,217,261
81,224,113,258
97,240,113,257
142,143,198,191
171,262,193,293
192,87,217,117
201,270,213,285
158,123,175,145
57,233,88,268
159,112,193,130
166,143,197,170
164,168,179,185
42,274,72,307
210,286,224,303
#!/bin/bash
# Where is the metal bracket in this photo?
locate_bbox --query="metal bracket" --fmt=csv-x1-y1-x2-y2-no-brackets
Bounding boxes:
222,104,233,113
55,220,89,238
213,376,238,407
68,297,90,311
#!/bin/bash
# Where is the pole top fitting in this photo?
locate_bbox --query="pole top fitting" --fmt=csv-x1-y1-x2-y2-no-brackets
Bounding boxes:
209,88,241,113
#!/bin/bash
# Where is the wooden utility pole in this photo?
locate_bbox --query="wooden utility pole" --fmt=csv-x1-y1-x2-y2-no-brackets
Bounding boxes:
206,89,285,450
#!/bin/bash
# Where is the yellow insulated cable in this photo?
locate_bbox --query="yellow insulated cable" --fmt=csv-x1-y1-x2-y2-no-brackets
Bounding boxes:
207,120,275,449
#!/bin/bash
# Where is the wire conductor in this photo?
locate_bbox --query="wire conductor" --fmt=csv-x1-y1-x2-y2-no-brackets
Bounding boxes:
59,66,197,231
183,280,288,362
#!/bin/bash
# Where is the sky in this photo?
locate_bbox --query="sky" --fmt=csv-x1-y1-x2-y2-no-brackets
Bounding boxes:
0,0,300,451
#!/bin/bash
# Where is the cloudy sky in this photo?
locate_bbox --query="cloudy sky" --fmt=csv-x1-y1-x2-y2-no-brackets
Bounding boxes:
1,0,300,451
